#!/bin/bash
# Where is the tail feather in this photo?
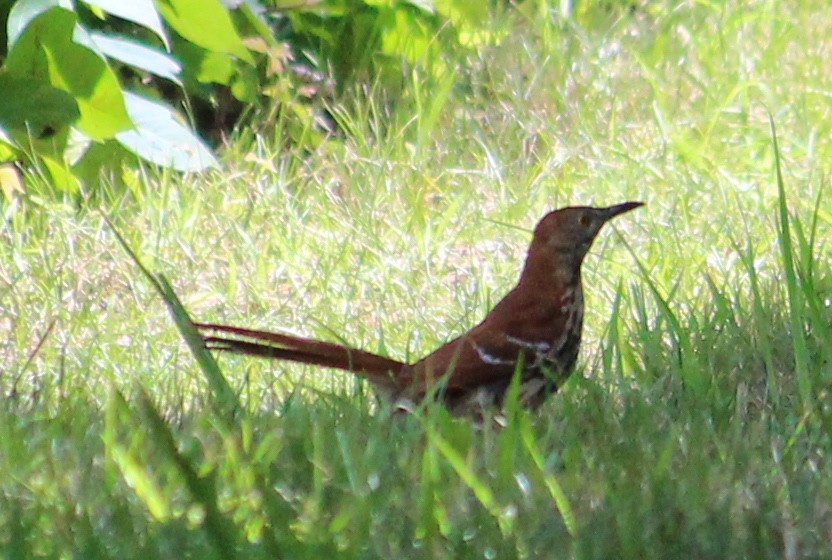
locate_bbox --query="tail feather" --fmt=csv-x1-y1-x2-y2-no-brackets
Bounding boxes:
196,323,407,382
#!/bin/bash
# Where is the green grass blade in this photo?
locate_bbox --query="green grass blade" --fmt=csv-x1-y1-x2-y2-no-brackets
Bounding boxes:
104,215,240,419
619,235,707,398
417,439,452,541
425,424,513,536
768,113,812,411
519,417,576,537
135,388,240,560
103,390,172,522
156,274,240,418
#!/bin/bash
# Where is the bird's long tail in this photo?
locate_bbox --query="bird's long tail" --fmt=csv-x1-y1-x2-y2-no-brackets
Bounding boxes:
196,323,407,383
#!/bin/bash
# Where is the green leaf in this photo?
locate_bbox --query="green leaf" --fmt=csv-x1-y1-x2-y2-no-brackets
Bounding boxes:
230,64,259,103
0,74,80,135
238,1,279,48
156,0,254,64
115,92,217,171
89,32,182,85
41,153,81,192
70,139,128,185
0,133,19,163
381,8,436,66
80,0,169,48
176,38,235,85
434,0,493,46
6,0,73,47
6,6,132,139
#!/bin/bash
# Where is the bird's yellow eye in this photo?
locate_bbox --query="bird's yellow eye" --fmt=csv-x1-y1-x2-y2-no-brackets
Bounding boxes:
579,214,592,227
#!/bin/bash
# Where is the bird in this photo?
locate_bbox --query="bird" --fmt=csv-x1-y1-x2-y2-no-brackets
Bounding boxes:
196,202,643,416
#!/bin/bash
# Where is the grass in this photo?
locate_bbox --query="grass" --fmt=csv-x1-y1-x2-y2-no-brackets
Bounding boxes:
3,0,832,557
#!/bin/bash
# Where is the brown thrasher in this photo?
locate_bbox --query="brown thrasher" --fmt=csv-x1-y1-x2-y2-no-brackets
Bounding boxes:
197,202,643,415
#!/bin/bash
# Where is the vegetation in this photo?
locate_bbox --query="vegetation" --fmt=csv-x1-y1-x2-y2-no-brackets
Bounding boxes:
0,0,489,191
2,0,832,558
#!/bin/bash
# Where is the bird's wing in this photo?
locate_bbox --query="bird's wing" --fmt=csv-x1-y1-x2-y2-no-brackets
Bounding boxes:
409,293,572,394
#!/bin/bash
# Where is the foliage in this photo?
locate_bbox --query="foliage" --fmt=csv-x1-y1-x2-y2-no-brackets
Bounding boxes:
0,0,494,194
0,0,220,191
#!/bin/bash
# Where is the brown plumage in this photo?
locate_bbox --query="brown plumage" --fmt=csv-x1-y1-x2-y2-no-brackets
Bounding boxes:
197,202,643,415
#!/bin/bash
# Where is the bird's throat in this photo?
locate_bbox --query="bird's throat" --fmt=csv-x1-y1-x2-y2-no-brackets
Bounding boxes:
520,246,584,288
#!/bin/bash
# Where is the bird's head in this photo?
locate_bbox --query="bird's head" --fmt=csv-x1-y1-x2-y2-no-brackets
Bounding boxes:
527,201,644,275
